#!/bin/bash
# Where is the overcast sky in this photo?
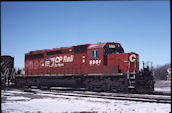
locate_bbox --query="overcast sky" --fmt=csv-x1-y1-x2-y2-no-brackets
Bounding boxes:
1,1,170,69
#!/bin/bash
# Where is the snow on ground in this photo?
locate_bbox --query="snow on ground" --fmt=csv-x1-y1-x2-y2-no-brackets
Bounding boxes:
1,90,171,113
6,96,30,101
154,80,171,92
155,87,171,92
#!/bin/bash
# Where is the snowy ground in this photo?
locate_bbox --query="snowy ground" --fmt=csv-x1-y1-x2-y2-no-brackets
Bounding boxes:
1,89,171,113
1,80,171,113
154,80,171,93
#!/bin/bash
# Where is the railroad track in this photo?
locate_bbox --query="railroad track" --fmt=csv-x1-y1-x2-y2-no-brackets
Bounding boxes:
6,87,170,104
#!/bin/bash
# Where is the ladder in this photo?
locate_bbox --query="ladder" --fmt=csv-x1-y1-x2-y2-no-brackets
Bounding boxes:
125,60,136,89
128,73,136,88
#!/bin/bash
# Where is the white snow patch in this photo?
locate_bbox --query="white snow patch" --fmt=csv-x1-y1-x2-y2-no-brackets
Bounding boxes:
154,80,171,93
155,80,171,88
1,92,14,97
2,91,171,113
155,87,171,92
6,90,29,94
7,96,30,101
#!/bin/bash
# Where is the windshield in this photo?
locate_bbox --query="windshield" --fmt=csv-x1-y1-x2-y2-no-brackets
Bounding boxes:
104,45,124,55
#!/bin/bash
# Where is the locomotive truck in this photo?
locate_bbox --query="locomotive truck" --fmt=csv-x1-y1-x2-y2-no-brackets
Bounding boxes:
15,42,154,93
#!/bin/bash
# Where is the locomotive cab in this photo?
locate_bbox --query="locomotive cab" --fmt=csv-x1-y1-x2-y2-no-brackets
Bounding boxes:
103,43,124,66
101,43,140,91
103,43,139,74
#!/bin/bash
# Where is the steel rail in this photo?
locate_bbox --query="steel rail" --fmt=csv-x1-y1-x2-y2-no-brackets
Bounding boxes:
21,88,171,104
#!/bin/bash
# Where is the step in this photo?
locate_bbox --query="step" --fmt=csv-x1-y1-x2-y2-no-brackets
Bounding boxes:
128,86,135,88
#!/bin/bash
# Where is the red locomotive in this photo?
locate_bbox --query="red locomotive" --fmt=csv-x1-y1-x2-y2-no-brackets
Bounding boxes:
16,42,154,93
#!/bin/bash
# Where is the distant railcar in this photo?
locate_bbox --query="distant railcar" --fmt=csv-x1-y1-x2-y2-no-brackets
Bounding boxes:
15,42,154,93
1,55,15,86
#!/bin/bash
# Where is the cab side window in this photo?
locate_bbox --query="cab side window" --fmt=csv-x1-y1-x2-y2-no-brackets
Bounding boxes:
91,50,99,58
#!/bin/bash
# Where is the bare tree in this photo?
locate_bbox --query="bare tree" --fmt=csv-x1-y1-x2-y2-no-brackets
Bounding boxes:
153,63,171,80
